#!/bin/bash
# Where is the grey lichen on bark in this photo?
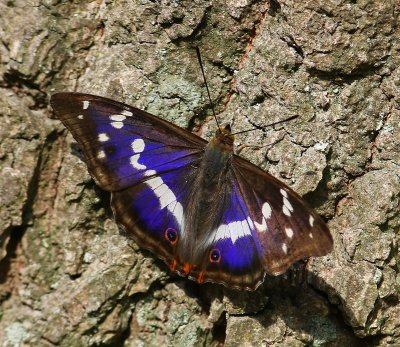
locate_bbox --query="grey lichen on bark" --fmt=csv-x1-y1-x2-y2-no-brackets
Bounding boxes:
0,0,399,346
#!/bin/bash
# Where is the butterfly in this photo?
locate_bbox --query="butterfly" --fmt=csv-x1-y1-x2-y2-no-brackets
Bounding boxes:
50,92,333,290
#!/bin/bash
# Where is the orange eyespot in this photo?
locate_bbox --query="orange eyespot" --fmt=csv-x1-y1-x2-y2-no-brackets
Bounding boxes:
164,228,178,245
209,248,221,263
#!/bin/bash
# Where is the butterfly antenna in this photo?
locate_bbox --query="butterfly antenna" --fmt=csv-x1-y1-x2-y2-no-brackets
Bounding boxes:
231,115,298,136
195,47,220,128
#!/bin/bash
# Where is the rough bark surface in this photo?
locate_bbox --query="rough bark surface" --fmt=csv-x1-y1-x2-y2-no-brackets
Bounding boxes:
0,1,399,346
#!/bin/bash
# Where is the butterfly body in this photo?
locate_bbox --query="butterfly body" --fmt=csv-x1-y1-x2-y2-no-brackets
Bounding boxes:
173,126,235,272
51,92,333,290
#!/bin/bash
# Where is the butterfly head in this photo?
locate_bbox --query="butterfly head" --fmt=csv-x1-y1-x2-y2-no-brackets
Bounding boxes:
213,124,234,151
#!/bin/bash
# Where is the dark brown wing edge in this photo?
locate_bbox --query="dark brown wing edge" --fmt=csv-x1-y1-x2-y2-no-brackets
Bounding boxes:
232,154,333,276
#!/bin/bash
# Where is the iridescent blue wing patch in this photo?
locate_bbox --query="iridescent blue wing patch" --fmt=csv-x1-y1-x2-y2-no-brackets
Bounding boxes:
191,179,265,289
50,93,206,192
231,156,333,277
112,165,197,266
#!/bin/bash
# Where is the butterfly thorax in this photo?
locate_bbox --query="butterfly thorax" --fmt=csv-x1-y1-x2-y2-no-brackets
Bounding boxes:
177,125,235,264
212,124,235,151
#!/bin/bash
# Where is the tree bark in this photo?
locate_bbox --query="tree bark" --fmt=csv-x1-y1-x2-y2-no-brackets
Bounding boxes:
0,1,399,346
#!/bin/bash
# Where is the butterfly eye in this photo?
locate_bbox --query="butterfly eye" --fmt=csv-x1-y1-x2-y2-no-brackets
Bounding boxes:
209,248,221,263
164,228,178,245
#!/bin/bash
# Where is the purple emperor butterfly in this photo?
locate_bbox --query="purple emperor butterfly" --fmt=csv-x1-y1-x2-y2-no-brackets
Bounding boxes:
51,92,333,290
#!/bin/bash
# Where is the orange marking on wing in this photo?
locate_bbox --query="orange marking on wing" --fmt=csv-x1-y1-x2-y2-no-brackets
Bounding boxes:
169,259,177,271
182,262,191,275
197,271,205,284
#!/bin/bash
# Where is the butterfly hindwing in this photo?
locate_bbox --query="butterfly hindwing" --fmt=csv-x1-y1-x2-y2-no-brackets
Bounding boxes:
192,179,265,289
232,156,333,276
111,165,199,264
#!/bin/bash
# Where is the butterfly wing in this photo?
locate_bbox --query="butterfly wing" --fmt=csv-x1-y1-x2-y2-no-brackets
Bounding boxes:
111,166,199,267
191,156,333,290
187,176,266,290
231,155,333,276
50,93,206,192
51,92,206,270
188,154,333,290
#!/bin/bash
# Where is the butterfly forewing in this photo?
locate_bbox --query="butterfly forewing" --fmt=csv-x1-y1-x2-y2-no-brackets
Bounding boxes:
50,93,206,192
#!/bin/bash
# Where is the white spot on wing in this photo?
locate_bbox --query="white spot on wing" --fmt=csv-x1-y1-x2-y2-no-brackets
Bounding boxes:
230,221,242,243
156,184,176,209
153,183,168,198
283,197,293,212
110,114,126,122
262,202,272,219
282,243,288,254
309,215,315,227
171,202,184,230
131,139,145,153
282,205,291,216
146,176,163,189
130,154,146,170
309,232,314,239
122,110,133,116
98,133,109,142
246,217,255,230
282,193,293,216
254,218,267,232
214,224,229,241
254,202,272,232
97,150,106,159
280,189,288,198
285,227,294,239
111,121,123,129
78,114,84,119
83,100,90,109
144,169,156,176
